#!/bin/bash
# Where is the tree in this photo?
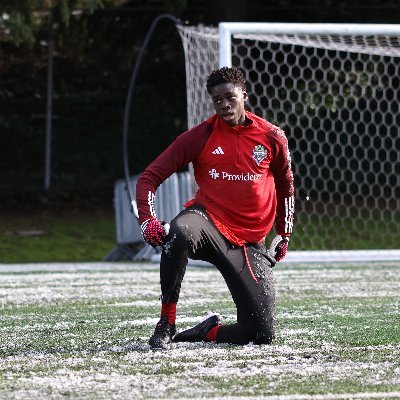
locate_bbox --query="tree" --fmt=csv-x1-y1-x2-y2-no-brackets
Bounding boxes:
0,0,123,46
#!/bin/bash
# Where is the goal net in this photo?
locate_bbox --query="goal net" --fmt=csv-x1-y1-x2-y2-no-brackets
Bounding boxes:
177,23,400,254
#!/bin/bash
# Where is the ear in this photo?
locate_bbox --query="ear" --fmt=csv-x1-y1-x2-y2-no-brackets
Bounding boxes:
243,89,248,101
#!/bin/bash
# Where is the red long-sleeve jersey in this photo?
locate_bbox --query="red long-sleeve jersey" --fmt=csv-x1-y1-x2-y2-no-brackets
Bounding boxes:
136,111,294,244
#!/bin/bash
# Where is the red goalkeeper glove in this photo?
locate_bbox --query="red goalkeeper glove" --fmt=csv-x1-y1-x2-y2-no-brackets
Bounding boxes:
140,218,170,247
269,235,289,262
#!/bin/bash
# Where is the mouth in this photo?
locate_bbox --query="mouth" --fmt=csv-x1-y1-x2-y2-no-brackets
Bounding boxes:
221,112,235,121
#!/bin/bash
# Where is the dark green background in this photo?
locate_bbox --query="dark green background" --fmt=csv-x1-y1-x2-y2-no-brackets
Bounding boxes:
1,0,399,201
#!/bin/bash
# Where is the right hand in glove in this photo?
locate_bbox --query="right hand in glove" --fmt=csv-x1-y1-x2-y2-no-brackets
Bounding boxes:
140,218,170,247
269,235,290,262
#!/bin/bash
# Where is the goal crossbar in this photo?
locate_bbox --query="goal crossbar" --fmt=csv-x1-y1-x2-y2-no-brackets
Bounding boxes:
219,22,400,67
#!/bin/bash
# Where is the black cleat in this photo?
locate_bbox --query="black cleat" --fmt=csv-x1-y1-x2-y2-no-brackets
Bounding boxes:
173,312,222,343
149,316,176,349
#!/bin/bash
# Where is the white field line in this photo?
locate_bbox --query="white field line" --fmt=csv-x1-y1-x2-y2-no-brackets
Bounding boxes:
166,393,400,400
152,250,400,264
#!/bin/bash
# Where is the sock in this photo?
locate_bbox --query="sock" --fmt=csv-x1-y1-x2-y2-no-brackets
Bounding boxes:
206,324,221,342
161,302,177,325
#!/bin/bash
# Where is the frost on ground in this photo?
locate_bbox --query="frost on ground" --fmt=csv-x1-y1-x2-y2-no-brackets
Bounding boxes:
0,261,399,399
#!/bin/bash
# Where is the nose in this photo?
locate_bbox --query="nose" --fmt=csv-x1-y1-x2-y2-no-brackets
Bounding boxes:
221,100,231,110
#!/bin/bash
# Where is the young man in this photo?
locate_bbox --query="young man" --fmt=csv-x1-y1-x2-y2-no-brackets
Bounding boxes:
136,67,294,349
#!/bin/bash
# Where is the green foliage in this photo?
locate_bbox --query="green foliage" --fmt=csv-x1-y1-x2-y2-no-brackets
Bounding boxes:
161,0,187,15
0,0,114,46
3,10,35,46
0,7,187,192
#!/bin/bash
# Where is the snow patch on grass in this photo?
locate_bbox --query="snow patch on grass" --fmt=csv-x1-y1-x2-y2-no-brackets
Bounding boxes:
1,262,399,399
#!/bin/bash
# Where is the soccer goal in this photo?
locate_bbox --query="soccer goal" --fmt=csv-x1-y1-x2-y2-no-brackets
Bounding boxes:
177,23,400,261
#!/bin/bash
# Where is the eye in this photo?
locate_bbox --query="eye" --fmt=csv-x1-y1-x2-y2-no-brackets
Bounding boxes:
213,99,222,105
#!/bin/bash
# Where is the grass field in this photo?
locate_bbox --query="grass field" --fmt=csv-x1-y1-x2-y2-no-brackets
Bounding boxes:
1,207,399,263
1,261,399,399
0,209,115,263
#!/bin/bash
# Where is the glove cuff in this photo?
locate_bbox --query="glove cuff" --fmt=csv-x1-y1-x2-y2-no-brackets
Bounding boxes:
277,234,290,241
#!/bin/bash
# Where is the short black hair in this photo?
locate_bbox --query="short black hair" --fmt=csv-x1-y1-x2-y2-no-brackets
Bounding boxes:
206,67,246,94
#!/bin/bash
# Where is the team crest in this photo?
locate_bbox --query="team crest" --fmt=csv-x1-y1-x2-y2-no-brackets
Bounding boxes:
252,145,267,165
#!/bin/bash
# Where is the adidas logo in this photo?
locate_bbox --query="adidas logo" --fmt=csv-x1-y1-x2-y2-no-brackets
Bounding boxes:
212,146,224,155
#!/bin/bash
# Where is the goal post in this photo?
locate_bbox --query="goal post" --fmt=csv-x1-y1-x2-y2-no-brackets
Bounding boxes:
177,22,400,259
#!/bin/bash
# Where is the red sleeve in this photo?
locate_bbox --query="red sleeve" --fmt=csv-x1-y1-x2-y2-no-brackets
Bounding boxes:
268,128,295,236
136,119,213,224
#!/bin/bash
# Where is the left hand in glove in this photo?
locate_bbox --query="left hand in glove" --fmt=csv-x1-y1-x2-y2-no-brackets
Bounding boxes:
269,235,289,262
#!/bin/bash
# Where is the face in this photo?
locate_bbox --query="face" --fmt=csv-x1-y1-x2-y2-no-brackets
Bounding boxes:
209,83,248,127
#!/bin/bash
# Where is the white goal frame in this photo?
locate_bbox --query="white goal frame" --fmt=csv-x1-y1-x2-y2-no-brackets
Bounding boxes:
178,22,400,263
219,23,400,67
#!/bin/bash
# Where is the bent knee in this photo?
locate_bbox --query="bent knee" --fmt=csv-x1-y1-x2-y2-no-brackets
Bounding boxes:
254,329,275,345
244,323,275,345
169,219,193,240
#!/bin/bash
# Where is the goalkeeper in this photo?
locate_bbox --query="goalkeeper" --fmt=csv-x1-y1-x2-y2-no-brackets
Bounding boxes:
136,67,295,349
